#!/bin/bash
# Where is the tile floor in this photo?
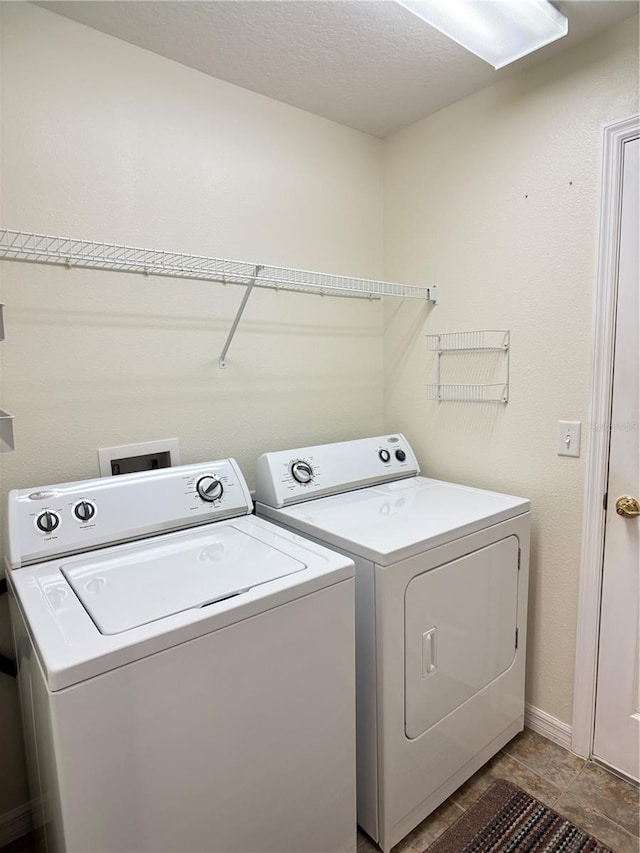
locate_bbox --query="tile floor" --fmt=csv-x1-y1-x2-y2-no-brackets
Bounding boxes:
358,728,639,853
2,729,638,853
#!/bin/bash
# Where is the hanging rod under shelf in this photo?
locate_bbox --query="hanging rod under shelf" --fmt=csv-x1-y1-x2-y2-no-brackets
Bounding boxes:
0,229,436,301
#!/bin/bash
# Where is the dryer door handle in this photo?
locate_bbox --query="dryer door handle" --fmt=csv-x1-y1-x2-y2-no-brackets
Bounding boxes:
422,628,437,677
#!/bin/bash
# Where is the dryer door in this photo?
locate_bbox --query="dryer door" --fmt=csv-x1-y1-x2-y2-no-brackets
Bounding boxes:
405,536,520,738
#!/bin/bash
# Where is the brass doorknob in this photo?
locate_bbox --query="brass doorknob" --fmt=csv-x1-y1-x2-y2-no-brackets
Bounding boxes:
615,496,640,517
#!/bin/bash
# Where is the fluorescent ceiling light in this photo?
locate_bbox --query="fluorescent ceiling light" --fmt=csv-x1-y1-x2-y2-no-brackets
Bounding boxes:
395,0,569,69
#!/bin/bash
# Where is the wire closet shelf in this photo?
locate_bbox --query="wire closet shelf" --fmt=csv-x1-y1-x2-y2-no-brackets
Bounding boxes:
426,329,510,403
0,229,435,301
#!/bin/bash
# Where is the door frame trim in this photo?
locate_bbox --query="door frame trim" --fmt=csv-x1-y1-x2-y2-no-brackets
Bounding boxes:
572,114,640,758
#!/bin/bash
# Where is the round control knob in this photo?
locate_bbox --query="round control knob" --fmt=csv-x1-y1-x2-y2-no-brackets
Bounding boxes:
196,475,224,502
395,449,407,462
291,461,314,484
74,501,95,523
379,449,391,463
36,511,60,534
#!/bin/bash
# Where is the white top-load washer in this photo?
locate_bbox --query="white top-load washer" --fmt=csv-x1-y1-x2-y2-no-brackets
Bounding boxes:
255,434,530,853
6,459,356,853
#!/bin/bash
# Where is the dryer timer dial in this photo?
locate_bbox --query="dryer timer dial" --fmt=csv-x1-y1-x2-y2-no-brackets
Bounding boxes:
290,461,314,484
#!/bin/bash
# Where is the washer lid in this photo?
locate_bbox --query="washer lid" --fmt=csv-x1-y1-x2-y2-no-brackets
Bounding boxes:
62,524,305,635
258,476,529,565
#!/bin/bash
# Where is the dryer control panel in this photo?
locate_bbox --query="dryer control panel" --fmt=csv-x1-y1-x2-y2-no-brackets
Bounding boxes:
8,459,253,568
255,434,419,508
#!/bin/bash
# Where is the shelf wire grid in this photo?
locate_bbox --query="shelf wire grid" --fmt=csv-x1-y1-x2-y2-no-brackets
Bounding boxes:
426,383,509,403
426,330,509,351
0,229,432,301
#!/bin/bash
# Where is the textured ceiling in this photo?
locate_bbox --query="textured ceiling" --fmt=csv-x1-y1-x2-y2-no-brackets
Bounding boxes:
36,1,640,137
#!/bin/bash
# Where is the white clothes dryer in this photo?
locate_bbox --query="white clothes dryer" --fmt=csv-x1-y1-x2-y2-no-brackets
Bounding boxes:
255,435,530,853
6,459,356,853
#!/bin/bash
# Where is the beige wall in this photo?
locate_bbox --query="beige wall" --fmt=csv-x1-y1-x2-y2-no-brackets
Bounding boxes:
0,2,385,493
0,2,384,816
382,17,639,725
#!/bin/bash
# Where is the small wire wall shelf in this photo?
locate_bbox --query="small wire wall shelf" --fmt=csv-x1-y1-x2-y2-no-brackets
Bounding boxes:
0,228,438,368
426,330,510,403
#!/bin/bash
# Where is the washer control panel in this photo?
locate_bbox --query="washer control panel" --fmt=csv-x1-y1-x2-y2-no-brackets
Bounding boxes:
255,434,419,508
8,459,252,568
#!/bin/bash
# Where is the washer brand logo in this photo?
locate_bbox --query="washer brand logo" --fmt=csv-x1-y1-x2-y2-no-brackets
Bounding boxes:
28,491,58,501
388,437,399,443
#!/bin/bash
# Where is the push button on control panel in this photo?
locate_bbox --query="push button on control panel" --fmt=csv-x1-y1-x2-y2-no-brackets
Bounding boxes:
36,511,60,534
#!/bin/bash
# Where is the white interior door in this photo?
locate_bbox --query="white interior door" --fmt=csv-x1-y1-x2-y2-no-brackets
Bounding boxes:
593,136,639,782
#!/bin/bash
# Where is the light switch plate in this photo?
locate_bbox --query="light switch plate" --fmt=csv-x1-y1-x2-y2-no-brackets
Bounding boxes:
558,421,581,457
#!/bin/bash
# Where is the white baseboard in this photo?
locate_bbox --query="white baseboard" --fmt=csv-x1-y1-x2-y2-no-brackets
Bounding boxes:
525,703,573,752
0,801,33,847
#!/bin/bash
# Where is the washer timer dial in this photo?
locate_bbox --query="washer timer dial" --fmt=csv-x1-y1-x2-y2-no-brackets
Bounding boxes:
196,475,224,502
290,461,314,485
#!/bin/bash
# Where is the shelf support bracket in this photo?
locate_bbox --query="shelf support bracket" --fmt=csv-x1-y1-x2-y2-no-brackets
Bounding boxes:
218,265,263,368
